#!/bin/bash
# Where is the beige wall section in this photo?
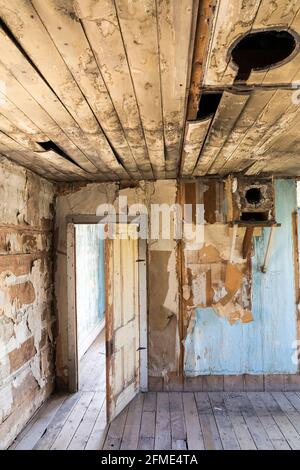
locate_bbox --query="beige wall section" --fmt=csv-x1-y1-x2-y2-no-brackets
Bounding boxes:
0,157,55,449
54,180,180,389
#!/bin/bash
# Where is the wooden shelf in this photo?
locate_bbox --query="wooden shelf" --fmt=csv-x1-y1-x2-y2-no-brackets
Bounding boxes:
229,220,281,228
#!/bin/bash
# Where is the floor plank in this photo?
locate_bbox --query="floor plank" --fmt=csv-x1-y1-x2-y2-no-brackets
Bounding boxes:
195,392,223,450
238,393,273,450
154,393,171,450
223,393,256,450
120,394,144,450
103,406,128,450
247,392,290,450
169,392,187,450
209,392,240,450
138,393,156,450
182,393,204,450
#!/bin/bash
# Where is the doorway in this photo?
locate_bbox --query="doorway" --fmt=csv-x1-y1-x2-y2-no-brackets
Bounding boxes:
66,217,148,425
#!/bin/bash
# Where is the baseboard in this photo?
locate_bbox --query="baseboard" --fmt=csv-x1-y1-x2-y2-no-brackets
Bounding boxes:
148,374,300,392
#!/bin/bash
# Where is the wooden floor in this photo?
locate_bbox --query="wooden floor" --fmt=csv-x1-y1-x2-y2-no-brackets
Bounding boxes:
10,331,107,450
10,333,300,449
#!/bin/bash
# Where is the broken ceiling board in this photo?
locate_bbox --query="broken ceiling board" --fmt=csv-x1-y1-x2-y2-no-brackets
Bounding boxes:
181,118,212,176
220,89,296,175
203,0,262,86
0,5,127,180
0,137,86,181
0,114,42,152
193,91,250,176
0,68,111,177
31,0,142,180
209,89,275,175
114,0,166,178
157,0,195,176
74,0,154,179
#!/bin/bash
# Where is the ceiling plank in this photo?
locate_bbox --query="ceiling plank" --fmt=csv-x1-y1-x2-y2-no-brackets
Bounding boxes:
114,0,165,178
0,0,127,179
210,89,275,175
157,0,195,176
32,0,142,180
0,61,111,177
193,91,250,176
220,89,296,174
0,114,43,151
74,0,154,179
181,118,212,176
203,0,261,86
0,131,100,180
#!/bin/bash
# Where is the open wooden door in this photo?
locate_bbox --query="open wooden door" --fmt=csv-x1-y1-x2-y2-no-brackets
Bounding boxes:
105,224,140,421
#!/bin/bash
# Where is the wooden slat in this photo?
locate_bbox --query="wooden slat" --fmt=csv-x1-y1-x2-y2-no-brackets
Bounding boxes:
114,0,165,177
238,393,274,450
157,0,194,176
247,392,290,450
0,114,42,151
154,392,171,450
213,89,275,175
34,393,81,450
169,392,187,450
193,92,250,176
120,394,144,450
182,392,204,450
32,0,141,180
51,392,94,450
181,118,212,177
14,394,67,450
208,392,240,450
138,393,156,450
195,392,222,450
103,406,128,450
0,8,126,178
272,392,300,440
68,391,106,449
0,61,111,177
85,400,107,450
261,392,300,449
75,0,154,179
223,393,256,450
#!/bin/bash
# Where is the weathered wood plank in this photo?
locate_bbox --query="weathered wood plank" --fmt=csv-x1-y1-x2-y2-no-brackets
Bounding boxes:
223,393,256,450
208,392,240,450
103,406,128,450
154,393,171,450
51,392,94,450
182,392,204,450
114,0,165,177
247,392,290,450
120,394,144,450
195,392,222,450
32,0,142,180
74,0,153,179
181,119,212,177
169,392,187,450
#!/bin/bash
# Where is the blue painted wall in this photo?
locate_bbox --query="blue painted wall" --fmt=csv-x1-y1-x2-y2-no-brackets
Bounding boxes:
184,179,297,375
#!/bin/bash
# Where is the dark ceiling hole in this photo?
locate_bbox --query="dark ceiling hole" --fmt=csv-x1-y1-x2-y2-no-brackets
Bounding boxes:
37,140,82,168
245,187,262,205
196,92,223,120
241,211,269,222
231,30,296,81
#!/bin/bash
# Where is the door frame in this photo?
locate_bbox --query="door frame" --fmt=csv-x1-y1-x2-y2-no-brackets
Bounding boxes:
66,214,148,395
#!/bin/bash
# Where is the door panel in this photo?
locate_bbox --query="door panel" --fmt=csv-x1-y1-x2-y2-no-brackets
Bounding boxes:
106,224,140,421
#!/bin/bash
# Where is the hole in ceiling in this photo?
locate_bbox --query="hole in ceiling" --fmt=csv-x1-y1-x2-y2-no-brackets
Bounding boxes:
245,187,263,205
231,29,297,81
37,140,82,168
196,92,223,120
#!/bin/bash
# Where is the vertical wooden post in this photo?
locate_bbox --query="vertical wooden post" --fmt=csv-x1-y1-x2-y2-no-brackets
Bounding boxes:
67,223,78,393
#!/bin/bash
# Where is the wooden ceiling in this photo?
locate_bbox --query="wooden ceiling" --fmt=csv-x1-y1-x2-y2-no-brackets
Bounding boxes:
0,0,299,182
